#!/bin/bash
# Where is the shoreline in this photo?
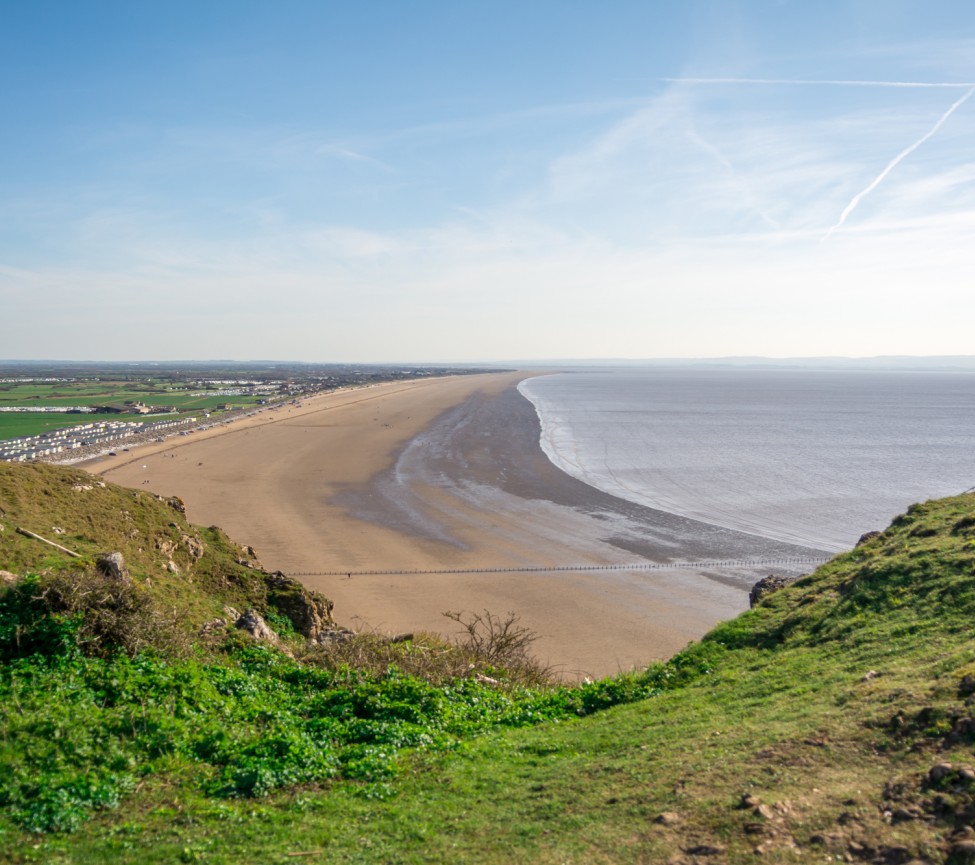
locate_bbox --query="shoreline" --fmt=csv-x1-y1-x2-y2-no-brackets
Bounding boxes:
88,371,823,678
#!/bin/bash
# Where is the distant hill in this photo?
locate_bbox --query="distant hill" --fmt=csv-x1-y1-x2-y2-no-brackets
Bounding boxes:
508,355,975,371
2,461,975,863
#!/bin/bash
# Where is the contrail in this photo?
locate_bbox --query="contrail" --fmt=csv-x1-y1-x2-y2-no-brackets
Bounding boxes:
686,130,781,230
663,77,975,88
824,86,975,238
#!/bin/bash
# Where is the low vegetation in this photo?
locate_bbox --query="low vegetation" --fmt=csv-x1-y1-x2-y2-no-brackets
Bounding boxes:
1,461,975,863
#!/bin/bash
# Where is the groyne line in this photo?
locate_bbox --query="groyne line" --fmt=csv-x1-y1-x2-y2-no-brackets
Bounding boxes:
288,555,831,579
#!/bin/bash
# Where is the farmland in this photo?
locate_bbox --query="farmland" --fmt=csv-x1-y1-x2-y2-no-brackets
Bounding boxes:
0,361,495,445
0,379,265,441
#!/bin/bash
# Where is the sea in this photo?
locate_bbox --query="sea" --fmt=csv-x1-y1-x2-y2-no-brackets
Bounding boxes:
518,367,975,553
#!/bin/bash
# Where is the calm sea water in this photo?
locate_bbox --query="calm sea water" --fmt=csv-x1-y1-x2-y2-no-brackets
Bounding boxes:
518,368,975,552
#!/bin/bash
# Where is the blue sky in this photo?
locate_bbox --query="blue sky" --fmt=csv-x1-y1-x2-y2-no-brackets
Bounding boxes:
2,0,974,361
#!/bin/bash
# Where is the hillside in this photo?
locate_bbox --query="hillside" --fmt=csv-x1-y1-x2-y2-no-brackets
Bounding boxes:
2,462,975,863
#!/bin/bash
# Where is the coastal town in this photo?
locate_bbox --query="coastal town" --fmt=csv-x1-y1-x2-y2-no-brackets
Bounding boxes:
0,362,493,464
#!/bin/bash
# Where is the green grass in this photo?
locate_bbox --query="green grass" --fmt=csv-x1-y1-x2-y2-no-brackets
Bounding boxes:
138,394,259,410
2,463,975,863
0,382,160,405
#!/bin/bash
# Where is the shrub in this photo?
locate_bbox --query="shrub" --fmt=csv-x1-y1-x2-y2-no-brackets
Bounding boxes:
0,570,189,660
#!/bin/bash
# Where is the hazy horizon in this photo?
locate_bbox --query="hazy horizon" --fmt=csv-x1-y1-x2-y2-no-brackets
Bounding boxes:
4,355,975,372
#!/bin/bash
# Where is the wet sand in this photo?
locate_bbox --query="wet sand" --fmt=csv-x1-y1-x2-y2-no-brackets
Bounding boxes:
88,371,824,678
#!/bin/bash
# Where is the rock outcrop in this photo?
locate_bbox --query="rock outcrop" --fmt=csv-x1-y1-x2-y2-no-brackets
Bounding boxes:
316,627,356,644
96,551,130,582
267,571,334,640
749,574,798,608
856,530,883,547
235,609,279,643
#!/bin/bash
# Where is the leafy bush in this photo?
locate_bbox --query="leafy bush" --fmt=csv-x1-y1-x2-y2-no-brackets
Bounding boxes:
0,628,718,833
0,569,188,660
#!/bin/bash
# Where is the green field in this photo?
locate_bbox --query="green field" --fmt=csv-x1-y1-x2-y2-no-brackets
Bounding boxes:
0,413,105,441
0,381,163,405
0,378,265,442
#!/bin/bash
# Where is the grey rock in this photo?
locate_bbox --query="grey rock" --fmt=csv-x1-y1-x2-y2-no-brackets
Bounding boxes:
316,627,356,644
855,530,883,547
180,534,204,559
199,618,228,636
96,552,130,582
267,571,334,640
749,575,798,608
235,609,278,643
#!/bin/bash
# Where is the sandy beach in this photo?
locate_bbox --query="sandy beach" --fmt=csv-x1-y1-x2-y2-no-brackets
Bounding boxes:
88,371,820,678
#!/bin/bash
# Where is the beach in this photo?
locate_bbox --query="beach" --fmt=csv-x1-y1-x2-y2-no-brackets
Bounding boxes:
88,371,818,678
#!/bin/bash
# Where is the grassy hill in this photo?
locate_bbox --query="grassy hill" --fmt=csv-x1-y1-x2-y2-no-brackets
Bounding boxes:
2,462,975,863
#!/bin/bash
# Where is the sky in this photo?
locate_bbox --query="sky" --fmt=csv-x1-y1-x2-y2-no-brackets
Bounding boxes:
2,0,974,362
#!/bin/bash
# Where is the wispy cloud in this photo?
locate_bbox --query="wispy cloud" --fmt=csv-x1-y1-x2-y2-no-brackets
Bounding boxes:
663,77,975,88
685,129,781,231
824,86,975,238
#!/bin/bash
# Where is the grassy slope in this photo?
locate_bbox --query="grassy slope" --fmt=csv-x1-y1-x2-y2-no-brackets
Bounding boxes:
0,462,276,624
2,465,975,864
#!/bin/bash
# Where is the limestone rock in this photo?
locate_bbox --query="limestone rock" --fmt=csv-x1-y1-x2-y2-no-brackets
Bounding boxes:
235,609,278,643
96,552,130,582
316,627,356,644
180,534,204,559
749,575,798,608
236,545,263,569
856,530,883,547
267,571,334,640
200,617,229,636
0,570,18,584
